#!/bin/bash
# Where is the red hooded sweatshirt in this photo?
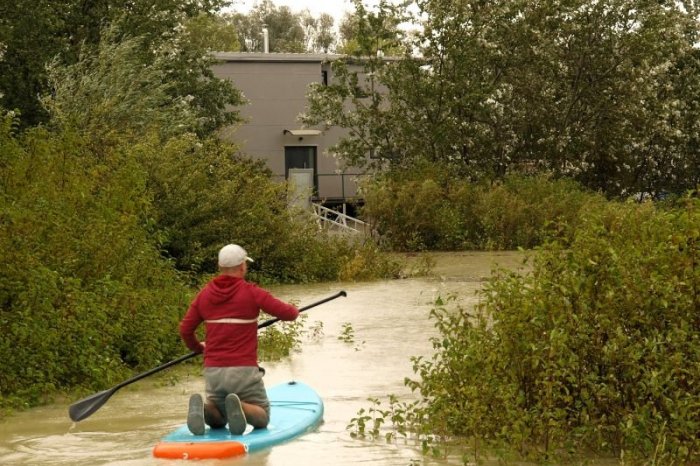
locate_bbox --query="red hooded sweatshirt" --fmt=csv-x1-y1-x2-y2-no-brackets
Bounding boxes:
179,275,299,367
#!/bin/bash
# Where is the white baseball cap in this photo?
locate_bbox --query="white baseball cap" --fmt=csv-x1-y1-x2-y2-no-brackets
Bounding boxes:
218,244,254,268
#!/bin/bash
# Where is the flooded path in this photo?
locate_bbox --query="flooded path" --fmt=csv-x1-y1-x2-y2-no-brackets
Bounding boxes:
0,252,525,465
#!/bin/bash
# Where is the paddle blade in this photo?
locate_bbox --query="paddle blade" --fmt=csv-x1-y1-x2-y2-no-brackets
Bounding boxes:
68,388,115,422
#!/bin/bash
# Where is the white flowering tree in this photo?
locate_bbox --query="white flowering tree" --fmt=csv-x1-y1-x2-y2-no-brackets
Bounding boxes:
301,0,409,169
303,0,700,197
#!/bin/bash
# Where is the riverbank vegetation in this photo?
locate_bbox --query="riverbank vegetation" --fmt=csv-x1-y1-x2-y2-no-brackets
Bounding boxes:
2,3,699,464
351,196,699,464
0,109,398,414
327,1,700,463
0,1,400,414
361,165,607,252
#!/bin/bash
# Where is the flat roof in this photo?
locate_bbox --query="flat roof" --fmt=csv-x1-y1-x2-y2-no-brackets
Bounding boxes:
212,52,401,64
213,52,342,63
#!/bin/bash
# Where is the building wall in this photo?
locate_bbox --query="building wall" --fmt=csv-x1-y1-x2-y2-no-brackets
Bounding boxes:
212,54,366,202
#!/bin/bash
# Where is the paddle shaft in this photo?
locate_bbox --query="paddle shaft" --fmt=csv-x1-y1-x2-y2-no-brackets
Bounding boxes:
258,290,347,329
68,290,346,421
118,290,347,387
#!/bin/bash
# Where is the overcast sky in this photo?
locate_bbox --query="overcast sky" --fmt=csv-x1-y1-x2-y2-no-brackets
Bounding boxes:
228,0,358,21
224,0,422,35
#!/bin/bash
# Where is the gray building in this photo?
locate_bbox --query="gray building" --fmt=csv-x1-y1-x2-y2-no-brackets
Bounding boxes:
212,52,367,212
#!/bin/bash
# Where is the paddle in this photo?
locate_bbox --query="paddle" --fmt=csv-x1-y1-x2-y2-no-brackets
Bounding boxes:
68,290,347,422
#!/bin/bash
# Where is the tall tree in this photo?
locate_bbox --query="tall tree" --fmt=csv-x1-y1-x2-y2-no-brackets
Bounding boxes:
336,0,407,56
184,13,241,52
301,0,411,170
0,0,62,126
229,0,305,52
304,0,700,197
300,10,336,53
44,31,200,142
228,1,342,53
0,0,240,134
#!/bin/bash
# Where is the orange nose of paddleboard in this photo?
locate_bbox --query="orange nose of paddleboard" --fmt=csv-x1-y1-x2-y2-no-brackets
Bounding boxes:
153,440,247,460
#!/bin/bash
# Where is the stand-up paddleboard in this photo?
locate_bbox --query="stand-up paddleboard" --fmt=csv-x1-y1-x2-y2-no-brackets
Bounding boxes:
153,381,323,460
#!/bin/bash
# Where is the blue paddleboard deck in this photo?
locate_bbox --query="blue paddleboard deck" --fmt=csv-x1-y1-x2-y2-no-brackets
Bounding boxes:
153,381,323,460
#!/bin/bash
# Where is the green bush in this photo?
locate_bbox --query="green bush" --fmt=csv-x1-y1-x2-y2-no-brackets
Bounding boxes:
475,175,603,249
0,118,189,410
360,165,460,251
360,166,605,251
141,133,398,283
378,196,700,463
0,112,400,413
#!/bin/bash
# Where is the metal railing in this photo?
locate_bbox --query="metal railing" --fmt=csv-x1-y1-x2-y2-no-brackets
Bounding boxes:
315,172,370,201
312,203,367,234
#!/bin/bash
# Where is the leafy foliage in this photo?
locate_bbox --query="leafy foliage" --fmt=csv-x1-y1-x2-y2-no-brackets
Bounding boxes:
0,0,57,126
227,0,307,53
301,1,409,171
358,196,700,463
225,0,347,53
360,165,605,251
44,32,203,142
140,132,399,283
183,12,242,52
0,0,239,134
140,133,279,274
304,0,700,198
300,11,336,53
257,314,306,362
335,0,408,57
0,115,189,410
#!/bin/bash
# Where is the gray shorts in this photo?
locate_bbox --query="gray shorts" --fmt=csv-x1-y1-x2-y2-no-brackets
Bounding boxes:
204,366,270,416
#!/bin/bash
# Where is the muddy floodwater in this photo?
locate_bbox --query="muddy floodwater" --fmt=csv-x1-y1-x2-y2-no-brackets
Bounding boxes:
0,252,527,466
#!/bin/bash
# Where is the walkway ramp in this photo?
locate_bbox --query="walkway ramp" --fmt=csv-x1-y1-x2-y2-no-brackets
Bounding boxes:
311,203,369,236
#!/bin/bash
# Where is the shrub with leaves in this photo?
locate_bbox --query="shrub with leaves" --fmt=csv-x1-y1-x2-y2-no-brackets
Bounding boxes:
361,166,605,251
360,196,700,463
0,115,190,411
141,132,398,283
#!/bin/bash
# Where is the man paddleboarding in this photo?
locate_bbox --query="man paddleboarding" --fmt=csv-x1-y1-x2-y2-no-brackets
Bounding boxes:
179,244,299,435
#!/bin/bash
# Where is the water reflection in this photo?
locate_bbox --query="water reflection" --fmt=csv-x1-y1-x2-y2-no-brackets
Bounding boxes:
0,252,525,465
